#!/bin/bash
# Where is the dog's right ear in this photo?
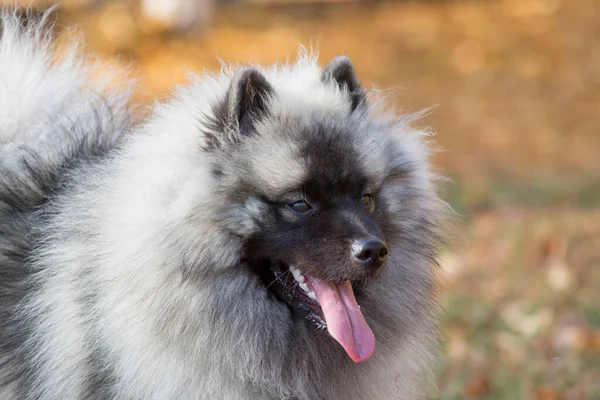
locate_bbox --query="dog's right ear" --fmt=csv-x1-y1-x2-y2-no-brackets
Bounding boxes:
224,67,274,137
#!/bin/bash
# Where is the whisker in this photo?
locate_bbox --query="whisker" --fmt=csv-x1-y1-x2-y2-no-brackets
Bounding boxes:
265,270,291,290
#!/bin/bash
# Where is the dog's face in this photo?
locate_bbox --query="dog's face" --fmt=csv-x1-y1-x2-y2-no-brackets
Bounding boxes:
241,118,391,353
205,57,435,363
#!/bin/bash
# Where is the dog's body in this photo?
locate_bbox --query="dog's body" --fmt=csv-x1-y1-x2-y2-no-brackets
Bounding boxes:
0,11,443,400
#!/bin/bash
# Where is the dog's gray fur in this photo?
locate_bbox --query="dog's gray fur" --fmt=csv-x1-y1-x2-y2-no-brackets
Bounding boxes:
0,9,444,400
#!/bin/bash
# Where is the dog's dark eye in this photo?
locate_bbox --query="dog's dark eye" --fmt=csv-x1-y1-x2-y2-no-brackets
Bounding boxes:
359,194,374,210
289,200,312,214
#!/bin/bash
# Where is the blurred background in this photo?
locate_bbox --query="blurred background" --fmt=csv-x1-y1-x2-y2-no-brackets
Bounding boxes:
6,0,599,398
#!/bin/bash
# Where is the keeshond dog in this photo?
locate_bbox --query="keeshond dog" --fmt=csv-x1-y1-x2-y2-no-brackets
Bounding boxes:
0,9,444,400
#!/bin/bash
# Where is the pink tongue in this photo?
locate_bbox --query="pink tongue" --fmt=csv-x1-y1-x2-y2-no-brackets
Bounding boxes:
307,277,375,363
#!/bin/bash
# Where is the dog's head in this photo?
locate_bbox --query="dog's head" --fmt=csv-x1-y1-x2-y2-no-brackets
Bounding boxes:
197,56,441,363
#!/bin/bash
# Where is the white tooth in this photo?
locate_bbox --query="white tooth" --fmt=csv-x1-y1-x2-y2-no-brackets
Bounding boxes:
288,266,316,300
289,266,306,283
290,266,301,279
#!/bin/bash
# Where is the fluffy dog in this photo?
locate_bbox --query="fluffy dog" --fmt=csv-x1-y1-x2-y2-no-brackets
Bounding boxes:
0,9,444,400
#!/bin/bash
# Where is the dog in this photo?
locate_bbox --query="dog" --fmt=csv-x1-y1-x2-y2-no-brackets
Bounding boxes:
0,9,444,399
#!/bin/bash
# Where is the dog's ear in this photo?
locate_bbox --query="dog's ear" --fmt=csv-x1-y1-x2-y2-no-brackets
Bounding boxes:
322,56,366,112
225,67,274,137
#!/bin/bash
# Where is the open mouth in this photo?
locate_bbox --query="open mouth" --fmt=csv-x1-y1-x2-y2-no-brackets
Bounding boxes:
255,261,376,363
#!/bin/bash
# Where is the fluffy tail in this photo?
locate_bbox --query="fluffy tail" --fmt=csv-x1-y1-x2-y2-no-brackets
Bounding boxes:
0,8,132,390
0,8,132,212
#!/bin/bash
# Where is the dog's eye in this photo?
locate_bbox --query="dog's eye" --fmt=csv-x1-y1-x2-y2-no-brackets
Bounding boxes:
359,194,374,210
289,200,312,214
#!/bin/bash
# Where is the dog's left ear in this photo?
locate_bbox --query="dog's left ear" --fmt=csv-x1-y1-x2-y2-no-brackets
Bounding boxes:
226,67,274,137
322,56,366,112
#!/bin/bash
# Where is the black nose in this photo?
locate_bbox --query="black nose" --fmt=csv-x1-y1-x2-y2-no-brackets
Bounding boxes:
352,239,388,274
